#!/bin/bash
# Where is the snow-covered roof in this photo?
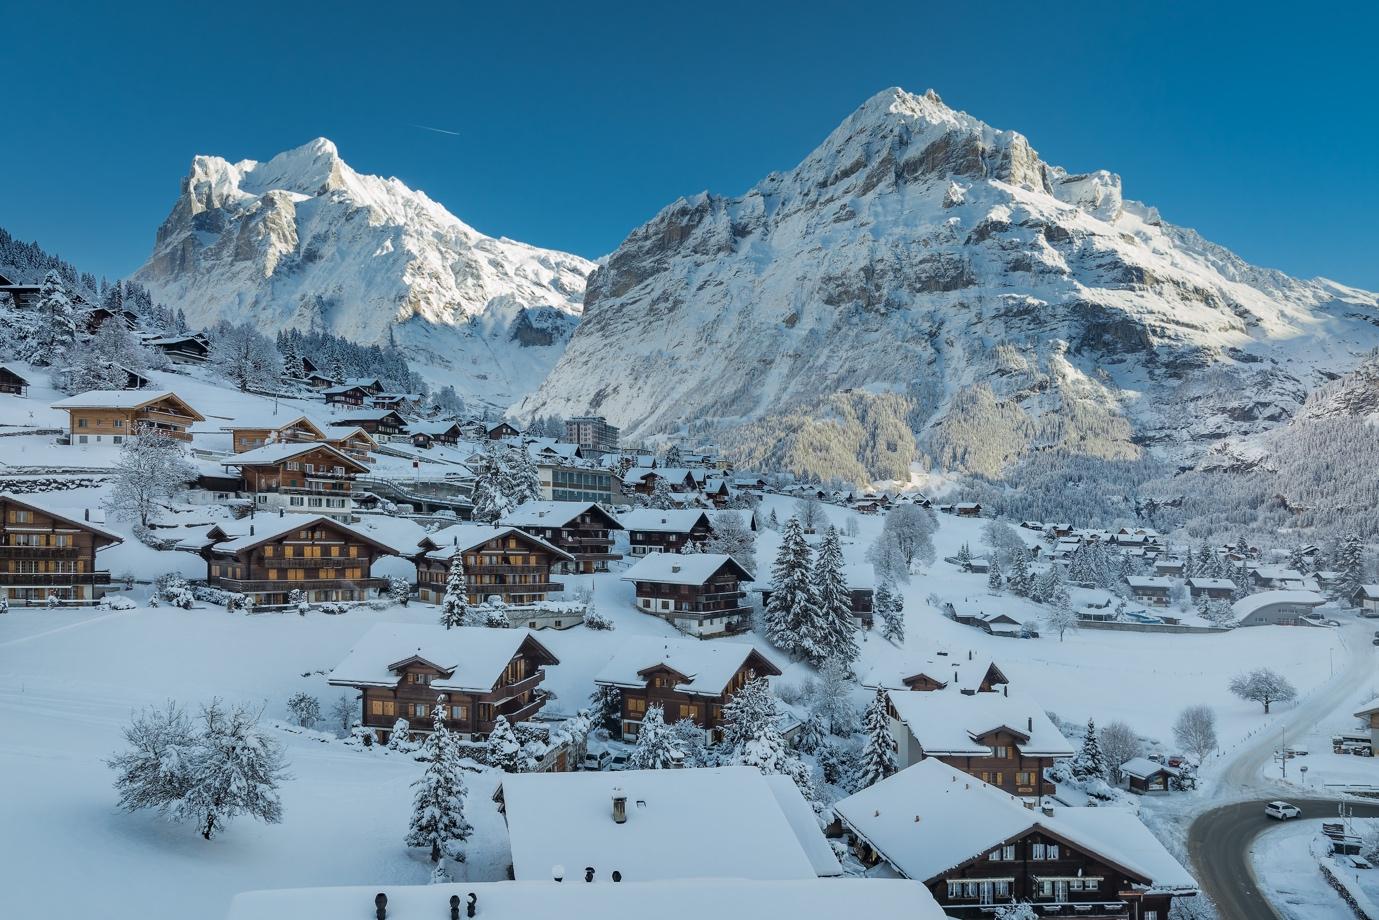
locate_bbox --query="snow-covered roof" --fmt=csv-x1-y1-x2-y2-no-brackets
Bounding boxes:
211,513,399,554
1120,757,1179,780
0,363,30,381
50,389,204,418
761,774,842,876
501,500,620,529
1253,565,1305,582
1354,697,1379,719
333,408,404,422
1187,577,1235,589
835,760,1195,892
1355,584,1379,600
1125,576,1175,589
621,552,751,586
420,524,574,562
0,492,122,542
328,623,555,693
405,420,461,437
594,635,780,696
618,509,711,533
323,424,375,442
1231,590,1327,618
222,441,366,469
500,767,826,882
861,651,1004,694
887,687,1074,758
226,878,944,920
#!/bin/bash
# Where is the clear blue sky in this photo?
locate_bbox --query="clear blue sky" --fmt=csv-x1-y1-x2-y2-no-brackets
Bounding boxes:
3,1,1377,288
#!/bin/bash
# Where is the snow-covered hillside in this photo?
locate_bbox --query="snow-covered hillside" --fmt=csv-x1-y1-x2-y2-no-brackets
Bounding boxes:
134,139,595,403
520,88,1379,482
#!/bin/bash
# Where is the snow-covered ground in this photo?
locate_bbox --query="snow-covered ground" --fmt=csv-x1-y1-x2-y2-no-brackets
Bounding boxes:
0,473,1362,919
1252,818,1377,920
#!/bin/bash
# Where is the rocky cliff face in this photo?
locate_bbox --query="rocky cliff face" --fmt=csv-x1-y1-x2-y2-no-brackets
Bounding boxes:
135,138,594,403
521,88,1379,482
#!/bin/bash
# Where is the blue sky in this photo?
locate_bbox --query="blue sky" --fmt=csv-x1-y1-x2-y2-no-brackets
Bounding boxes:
2,1,1377,288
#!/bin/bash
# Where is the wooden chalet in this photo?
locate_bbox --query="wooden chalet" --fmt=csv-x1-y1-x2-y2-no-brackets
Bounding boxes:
1121,757,1180,794
222,441,368,520
203,513,397,607
499,500,623,573
323,384,370,407
1187,577,1235,601
406,420,462,449
303,371,337,390
836,760,1197,919
486,421,521,440
52,390,204,443
142,333,210,363
1125,576,1175,606
621,551,753,638
619,508,713,556
593,636,781,740
0,365,30,396
342,377,384,396
334,408,406,439
226,415,328,453
323,425,377,462
85,304,140,333
0,493,122,605
414,524,571,606
885,686,1074,798
864,651,1009,694
328,623,559,741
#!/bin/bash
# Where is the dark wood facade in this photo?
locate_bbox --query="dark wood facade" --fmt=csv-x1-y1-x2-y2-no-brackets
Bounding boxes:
935,729,1060,799
415,530,567,605
204,516,395,607
227,444,366,518
337,409,406,437
0,366,30,396
0,495,121,605
628,555,753,637
352,637,558,741
606,649,780,741
626,513,712,556
324,385,369,407
506,505,622,573
228,417,327,453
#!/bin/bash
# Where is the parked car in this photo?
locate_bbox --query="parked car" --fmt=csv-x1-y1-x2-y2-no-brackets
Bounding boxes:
609,751,630,771
582,750,612,771
1166,754,1187,768
1286,745,1309,757
1265,801,1302,820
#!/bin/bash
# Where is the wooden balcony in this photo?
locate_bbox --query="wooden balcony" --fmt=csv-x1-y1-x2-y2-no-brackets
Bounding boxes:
214,576,387,594
0,545,81,558
488,670,545,705
0,572,111,587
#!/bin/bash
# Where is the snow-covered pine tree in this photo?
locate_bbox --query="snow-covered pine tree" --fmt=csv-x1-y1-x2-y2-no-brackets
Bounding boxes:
987,559,1004,592
1006,552,1033,597
704,512,758,576
1036,567,1069,608
175,700,288,840
767,508,779,529
438,555,470,629
876,581,905,645
469,443,510,523
507,444,542,505
1334,535,1365,604
29,270,79,367
1287,544,1312,575
627,703,681,769
486,715,524,772
407,702,473,863
793,710,828,754
1071,717,1107,782
764,517,824,662
956,542,973,570
723,677,816,801
854,688,898,790
812,526,858,670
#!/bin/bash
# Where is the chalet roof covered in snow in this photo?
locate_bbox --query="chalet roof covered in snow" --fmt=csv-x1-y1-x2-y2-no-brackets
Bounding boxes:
887,687,1074,758
761,773,842,876
861,650,1005,693
618,508,711,533
1125,576,1175,589
419,523,573,562
50,389,205,418
222,440,367,470
1187,577,1236,589
1355,584,1379,601
1230,590,1327,618
834,760,1195,893
500,500,622,529
498,766,828,882
0,492,122,542
594,635,780,696
226,878,945,920
328,623,556,693
333,408,405,423
621,552,752,586
211,513,399,555
1120,757,1180,780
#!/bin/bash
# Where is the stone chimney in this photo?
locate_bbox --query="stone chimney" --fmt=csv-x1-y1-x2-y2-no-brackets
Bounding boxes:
612,788,627,824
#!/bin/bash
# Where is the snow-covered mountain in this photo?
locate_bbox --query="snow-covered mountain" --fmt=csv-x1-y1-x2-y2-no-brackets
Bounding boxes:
520,88,1379,482
134,138,595,403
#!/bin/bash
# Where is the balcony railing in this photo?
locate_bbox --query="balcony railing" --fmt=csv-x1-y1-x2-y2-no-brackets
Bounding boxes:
468,564,556,576
0,572,111,586
0,545,81,558
489,670,545,705
498,693,547,725
477,582,565,596
214,576,388,593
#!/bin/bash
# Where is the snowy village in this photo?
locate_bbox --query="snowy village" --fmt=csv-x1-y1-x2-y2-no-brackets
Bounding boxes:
4,7,1379,920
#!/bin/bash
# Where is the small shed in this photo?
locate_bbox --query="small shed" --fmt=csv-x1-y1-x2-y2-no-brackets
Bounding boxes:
1122,757,1180,794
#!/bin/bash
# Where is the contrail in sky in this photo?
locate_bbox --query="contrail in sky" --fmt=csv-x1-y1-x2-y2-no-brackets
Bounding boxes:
410,123,462,136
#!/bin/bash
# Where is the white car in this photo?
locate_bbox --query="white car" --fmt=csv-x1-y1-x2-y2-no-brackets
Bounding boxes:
1265,801,1301,820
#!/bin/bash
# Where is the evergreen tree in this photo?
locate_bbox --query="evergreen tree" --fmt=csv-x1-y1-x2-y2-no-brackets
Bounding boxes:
854,689,898,790
793,710,828,754
767,508,779,529
627,703,681,769
1006,552,1033,597
1334,535,1366,603
764,517,824,662
589,685,622,734
469,443,513,523
406,703,473,863
723,678,816,802
486,715,524,772
29,270,79,366
812,526,858,669
438,555,470,629
1287,544,1311,575
1071,717,1107,782
956,542,973,570
876,581,905,645
987,559,1004,592
1035,567,1069,608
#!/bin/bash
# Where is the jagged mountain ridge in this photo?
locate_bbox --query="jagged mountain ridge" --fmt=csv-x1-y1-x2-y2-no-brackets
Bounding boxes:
134,138,595,403
520,88,1379,482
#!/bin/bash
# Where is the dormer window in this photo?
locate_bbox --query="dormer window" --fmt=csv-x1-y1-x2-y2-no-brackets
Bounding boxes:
408,672,431,685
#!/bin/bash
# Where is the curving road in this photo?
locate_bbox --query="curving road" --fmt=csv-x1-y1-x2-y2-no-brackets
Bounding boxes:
1187,619,1377,919
1189,799,1379,920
